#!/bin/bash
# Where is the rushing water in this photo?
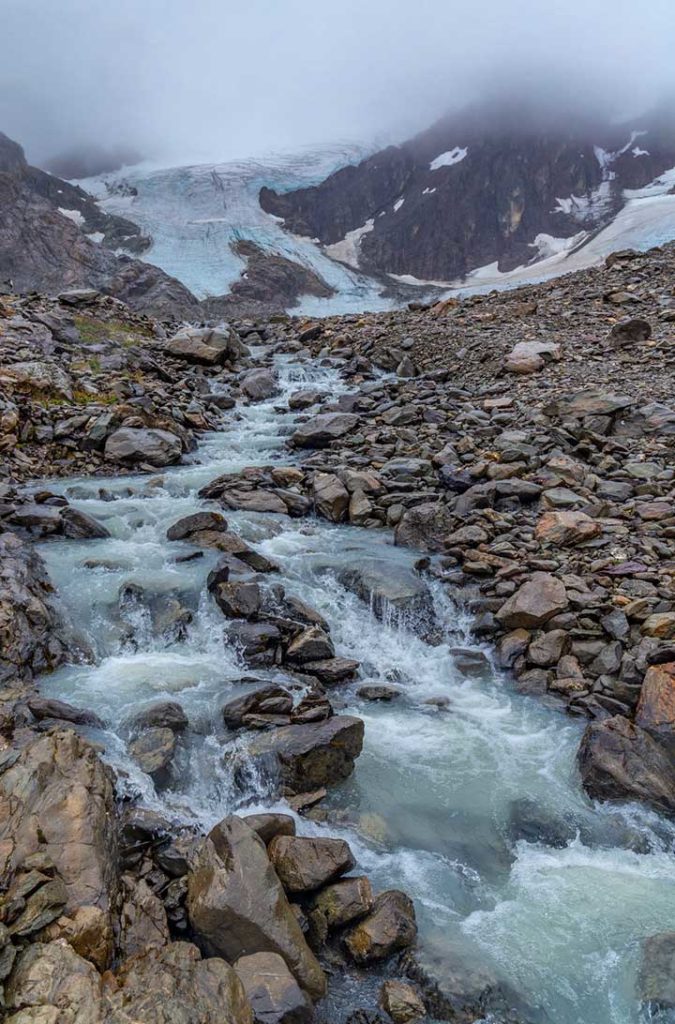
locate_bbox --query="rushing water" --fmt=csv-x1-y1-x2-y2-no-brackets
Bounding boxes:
36,352,675,1024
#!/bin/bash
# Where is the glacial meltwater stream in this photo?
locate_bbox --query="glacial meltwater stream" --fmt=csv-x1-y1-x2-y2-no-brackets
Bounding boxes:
35,351,675,1024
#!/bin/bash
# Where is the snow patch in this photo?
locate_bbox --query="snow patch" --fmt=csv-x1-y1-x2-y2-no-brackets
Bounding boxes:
632,147,650,158
86,231,105,244
529,231,586,259
58,208,85,227
422,187,436,195
393,197,405,212
430,147,467,171
324,219,375,269
388,271,454,287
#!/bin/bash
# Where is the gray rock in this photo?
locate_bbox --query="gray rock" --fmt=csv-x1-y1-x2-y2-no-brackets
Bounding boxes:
104,427,182,467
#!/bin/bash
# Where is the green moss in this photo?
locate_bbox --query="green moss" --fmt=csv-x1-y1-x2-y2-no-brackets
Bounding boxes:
73,314,153,349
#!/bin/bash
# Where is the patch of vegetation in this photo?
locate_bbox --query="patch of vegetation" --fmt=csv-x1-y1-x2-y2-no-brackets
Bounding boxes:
73,314,153,349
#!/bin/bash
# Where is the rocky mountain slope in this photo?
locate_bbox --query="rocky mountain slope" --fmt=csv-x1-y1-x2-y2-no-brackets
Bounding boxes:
260,103,675,284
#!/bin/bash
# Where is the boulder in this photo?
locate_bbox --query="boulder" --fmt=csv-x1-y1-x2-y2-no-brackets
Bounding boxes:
344,891,417,964
235,952,313,1024
27,696,104,729
267,835,355,894
60,506,111,540
505,340,561,374
214,581,262,619
338,560,432,622
0,731,117,965
223,687,293,729
245,716,364,792
380,980,426,1023
167,511,228,541
165,326,247,366
129,701,188,733
241,368,278,402
104,428,182,467
128,727,176,786
394,503,454,552
289,413,359,449
308,876,373,933
300,657,360,685
4,939,103,1022
534,511,601,548
286,627,335,664
312,473,349,522
609,318,651,347
635,662,675,753
577,715,675,816
187,815,325,999
496,573,568,629
243,814,296,845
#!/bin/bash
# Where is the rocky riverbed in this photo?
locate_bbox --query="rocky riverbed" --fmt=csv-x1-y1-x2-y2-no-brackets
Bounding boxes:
0,244,674,1023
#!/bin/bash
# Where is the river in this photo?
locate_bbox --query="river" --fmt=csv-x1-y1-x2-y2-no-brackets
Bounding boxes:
35,348,675,1024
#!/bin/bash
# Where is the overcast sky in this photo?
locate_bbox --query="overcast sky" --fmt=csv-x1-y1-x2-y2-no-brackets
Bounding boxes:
2,0,674,168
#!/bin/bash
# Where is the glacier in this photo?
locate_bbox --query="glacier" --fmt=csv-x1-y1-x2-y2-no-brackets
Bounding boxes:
81,143,402,316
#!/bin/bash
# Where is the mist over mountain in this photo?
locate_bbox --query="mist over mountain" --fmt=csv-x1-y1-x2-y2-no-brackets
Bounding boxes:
2,0,675,168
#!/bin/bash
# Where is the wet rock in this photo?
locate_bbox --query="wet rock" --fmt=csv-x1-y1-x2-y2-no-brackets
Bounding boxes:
235,951,313,1024
129,701,188,733
128,727,176,786
639,931,675,1014
243,814,297,845
167,511,228,541
187,815,326,1000
223,686,293,729
268,835,355,894
241,368,278,402
27,696,104,729
577,715,675,816
300,657,360,685
635,662,675,753
344,890,417,964
338,559,432,623
245,716,364,792
104,427,182,467
308,876,373,935
60,506,111,540
496,573,568,629
225,621,282,666
214,580,262,619
289,412,359,449
380,980,426,1023
357,685,401,701
286,626,335,664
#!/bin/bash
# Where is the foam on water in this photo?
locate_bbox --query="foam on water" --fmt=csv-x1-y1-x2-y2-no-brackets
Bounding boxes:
36,349,675,1023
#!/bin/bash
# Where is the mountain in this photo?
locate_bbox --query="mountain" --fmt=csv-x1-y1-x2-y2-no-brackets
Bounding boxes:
0,131,201,318
260,102,675,286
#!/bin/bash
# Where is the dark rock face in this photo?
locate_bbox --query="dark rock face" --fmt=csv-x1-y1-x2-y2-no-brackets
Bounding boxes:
0,131,200,317
260,103,675,282
211,239,334,312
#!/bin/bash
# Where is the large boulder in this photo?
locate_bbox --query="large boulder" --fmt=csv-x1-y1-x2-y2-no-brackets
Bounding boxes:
4,939,103,1023
338,559,433,623
496,573,568,629
308,876,373,936
267,835,355,894
344,891,417,964
577,715,675,816
240,368,278,402
104,427,182,467
394,503,454,552
0,731,118,965
505,340,561,374
245,716,364,793
165,326,248,366
235,952,312,1024
289,413,358,449
635,662,675,753
187,815,325,1000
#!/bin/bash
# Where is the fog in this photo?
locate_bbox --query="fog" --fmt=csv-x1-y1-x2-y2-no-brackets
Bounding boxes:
1,0,674,170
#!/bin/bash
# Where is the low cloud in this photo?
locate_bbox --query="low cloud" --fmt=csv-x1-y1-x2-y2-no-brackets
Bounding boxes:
1,0,674,168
